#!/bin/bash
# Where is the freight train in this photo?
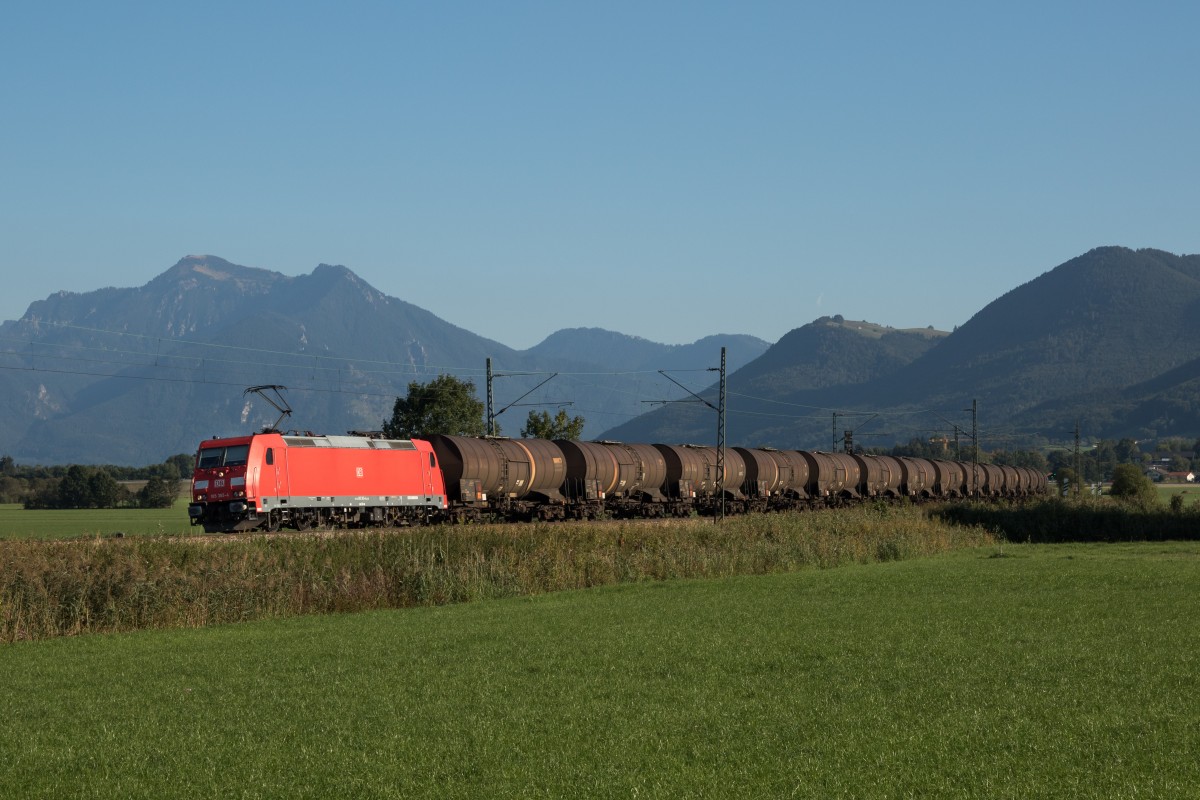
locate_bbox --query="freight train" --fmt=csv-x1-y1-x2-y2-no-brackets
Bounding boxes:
188,431,1048,533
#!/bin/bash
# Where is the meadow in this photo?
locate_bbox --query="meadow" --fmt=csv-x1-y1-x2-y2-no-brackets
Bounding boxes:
0,500,193,541
1156,483,1197,505
2,541,1197,798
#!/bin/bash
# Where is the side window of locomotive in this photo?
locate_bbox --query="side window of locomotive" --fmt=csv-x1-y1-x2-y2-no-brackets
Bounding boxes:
429,453,436,469
225,445,250,467
198,448,223,469
266,448,274,466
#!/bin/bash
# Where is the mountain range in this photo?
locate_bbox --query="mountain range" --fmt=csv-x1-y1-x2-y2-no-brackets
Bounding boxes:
1,247,1197,465
0,256,768,464
605,247,1200,451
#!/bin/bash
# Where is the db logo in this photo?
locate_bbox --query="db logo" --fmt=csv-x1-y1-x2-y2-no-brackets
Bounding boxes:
356,467,364,478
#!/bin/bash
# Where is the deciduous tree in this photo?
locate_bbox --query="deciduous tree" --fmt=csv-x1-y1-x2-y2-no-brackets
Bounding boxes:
1108,463,1157,510
137,475,177,509
383,374,487,439
520,409,586,440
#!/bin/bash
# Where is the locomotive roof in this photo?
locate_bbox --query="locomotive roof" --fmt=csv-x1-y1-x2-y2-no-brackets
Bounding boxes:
280,434,417,450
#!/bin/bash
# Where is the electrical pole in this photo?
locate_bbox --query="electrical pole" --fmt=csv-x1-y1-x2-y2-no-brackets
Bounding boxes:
486,358,495,436
486,359,564,435
717,346,727,522
1080,422,1089,496
651,348,728,521
971,398,979,495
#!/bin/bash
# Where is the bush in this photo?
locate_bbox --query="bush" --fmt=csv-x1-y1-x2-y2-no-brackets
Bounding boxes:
1109,464,1157,511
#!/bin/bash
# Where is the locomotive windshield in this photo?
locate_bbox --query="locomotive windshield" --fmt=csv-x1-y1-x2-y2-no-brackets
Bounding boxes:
197,444,250,469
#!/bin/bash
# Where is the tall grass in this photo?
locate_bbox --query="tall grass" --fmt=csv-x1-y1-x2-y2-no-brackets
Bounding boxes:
1,505,990,641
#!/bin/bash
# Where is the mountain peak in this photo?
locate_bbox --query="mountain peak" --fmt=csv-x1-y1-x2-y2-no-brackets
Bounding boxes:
152,255,282,291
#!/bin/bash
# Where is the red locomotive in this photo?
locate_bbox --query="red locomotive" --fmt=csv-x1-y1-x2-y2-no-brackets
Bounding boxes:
189,432,447,532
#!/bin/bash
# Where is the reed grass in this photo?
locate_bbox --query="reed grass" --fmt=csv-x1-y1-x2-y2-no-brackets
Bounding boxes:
1,505,990,641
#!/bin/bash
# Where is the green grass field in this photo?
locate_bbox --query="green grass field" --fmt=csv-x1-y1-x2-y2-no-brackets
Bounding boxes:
2,541,1197,798
1156,483,1198,505
0,500,194,540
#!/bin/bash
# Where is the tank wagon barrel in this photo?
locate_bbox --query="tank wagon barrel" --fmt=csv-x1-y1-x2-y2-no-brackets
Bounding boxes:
734,446,782,498
851,454,890,498
652,444,748,512
800,451,862,502
425,434,568,520
734,447,814,510
897,457,935,497
766,450,811,500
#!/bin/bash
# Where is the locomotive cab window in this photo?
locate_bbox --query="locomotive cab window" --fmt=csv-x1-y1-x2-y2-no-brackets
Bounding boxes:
266,448,274,466
430,453,436,469
197,444,251,469
197,448,223,469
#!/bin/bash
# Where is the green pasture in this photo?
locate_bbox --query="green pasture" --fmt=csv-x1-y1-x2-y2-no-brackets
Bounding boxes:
3,541,1198,798
1156,483,1198,505
0,500,193,540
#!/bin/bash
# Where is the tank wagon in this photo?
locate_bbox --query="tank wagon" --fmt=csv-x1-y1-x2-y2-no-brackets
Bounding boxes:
189,431,1048,533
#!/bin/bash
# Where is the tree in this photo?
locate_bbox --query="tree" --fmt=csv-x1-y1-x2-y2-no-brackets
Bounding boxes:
165,453,194,479
1091,440,1118,480
57,465,94,508
991,449,1049,472
87,470,125,508
520,409,586,440
1108,464,1157,510
1113,438,1141,464
137,475,178,508
383,374,487,439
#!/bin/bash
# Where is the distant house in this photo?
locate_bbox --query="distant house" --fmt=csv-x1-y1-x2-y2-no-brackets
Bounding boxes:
1165,471,1196,483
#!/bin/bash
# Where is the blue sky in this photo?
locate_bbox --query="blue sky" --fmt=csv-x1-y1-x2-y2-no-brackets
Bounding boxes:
3,1,1197,349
